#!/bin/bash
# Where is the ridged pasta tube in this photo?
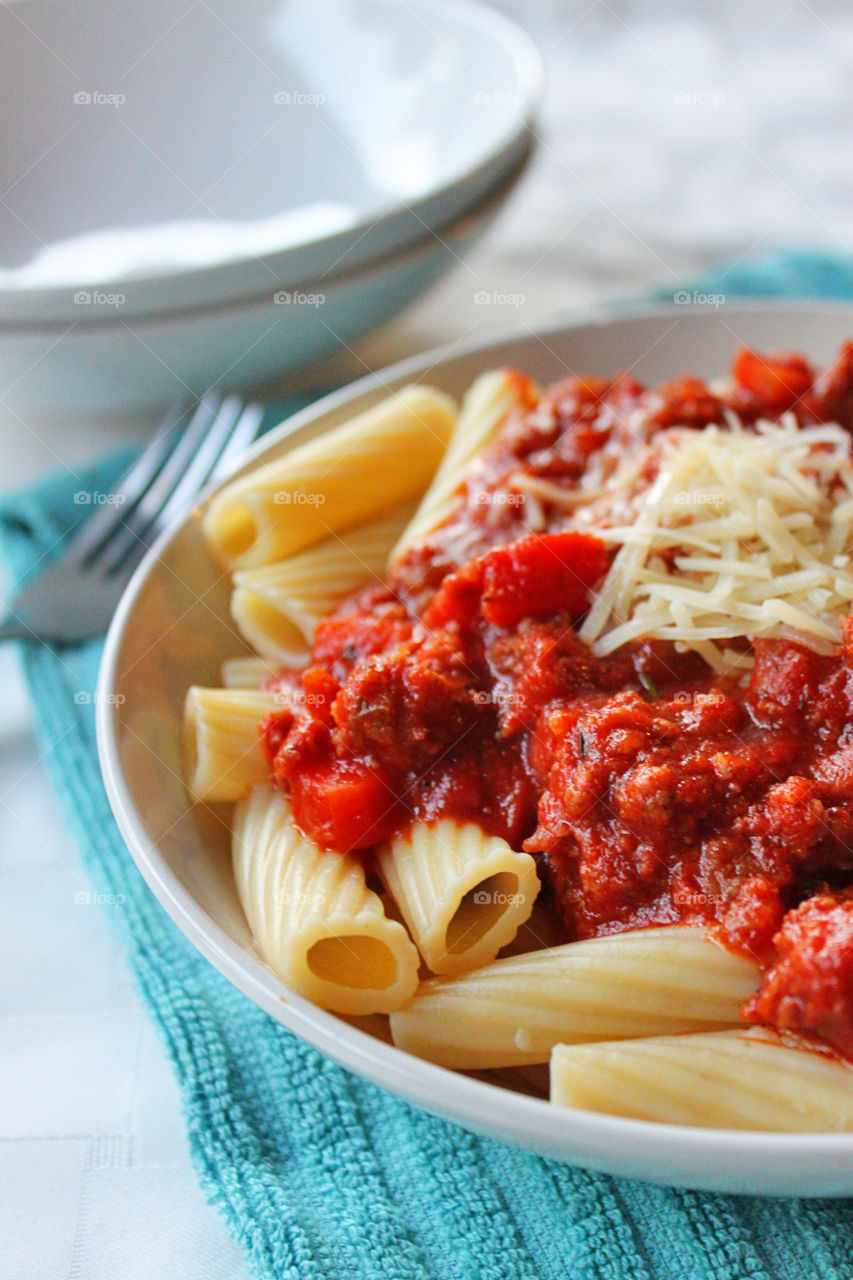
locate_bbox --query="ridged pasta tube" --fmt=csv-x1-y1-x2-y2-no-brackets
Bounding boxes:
230,504,415,663
378,820,539,977
233,786,420,1015
392,370,533,558
202,385,456,570
221,656,280,689
550,1029,853,1131
184,687,280,802
390,927,759,1068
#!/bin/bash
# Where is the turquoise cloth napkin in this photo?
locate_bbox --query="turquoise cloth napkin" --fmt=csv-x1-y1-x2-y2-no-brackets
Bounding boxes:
4,252,853,1280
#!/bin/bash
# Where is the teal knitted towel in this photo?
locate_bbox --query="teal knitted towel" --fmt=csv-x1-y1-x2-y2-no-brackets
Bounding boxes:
4,253,853,1280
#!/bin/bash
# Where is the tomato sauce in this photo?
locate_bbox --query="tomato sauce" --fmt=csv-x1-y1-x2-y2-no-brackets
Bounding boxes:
260,342,853,1059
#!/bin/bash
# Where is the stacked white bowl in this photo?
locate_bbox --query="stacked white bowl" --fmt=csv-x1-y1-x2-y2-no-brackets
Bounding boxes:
0,0,542,415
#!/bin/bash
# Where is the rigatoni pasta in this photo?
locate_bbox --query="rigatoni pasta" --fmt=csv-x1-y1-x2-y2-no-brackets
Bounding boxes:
389,927,759,1068
550,1029,853,1131
184,687,281,802
221,655,279,689
392,369,533,558
233,786,419,1015
202,385,456,570
378,820,539,977
230,504,415,664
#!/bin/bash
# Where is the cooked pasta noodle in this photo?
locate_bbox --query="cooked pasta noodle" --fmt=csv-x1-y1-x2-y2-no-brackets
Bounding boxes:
550,1029,853,1131
184,687,280,802
378,820,539,977
221,655,280,689
202,386,456,570
233,786,419,1015
392,370,533,558
230,504,415,663
390,926,759,1069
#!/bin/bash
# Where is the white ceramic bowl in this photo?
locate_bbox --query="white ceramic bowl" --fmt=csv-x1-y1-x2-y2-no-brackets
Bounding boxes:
98,302,853,1196
0,153,531,419
0,0,540,414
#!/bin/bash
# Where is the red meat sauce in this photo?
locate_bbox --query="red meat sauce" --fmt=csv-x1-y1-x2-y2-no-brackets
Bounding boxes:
260,342,853,1059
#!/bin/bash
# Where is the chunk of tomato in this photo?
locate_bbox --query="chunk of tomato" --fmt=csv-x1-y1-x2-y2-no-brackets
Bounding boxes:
731,347,813,413
479,531,608,627
290,758,399,851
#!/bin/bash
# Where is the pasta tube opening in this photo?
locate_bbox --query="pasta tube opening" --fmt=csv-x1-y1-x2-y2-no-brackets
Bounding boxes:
379,820,539,977
306,932,402,991
267,913,419,1013
446,872,523,955
229,504,416,664
202,385,457,570
230,586,308,665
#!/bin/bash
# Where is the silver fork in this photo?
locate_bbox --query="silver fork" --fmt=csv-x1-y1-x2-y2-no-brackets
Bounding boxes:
0,393,263,646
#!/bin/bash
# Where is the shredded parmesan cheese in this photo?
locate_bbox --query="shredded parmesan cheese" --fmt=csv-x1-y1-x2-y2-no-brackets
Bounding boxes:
578,414,853,670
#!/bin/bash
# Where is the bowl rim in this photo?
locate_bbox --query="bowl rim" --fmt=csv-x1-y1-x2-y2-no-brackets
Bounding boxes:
0,0,543,324
97,299,853,1192
0,137,535,335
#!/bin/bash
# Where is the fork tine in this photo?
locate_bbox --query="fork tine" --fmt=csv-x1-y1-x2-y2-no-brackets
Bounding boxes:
95,393,229,573
99,395,261,575
68,397,196,563
105,399,264,580
141,397,261,533
209,400,264,482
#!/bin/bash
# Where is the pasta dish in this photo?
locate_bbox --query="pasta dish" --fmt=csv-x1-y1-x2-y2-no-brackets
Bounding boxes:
184,343,853,1130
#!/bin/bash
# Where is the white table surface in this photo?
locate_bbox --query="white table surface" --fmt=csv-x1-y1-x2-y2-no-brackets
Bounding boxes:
2,2,852,1275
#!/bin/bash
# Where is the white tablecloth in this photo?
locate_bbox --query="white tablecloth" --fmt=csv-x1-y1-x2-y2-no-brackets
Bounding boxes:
2,2,851,1274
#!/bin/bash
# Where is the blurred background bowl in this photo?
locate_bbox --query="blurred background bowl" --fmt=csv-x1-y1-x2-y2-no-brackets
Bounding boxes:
0,0,541,416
